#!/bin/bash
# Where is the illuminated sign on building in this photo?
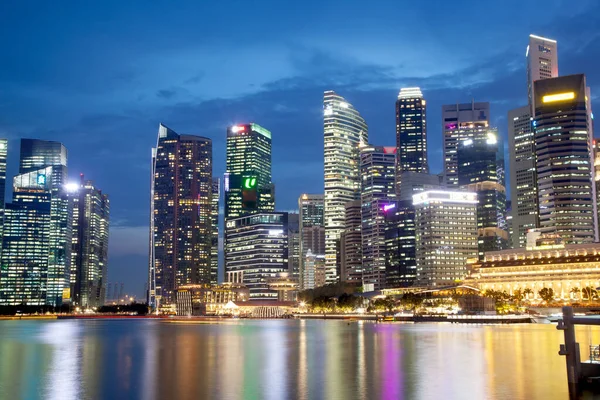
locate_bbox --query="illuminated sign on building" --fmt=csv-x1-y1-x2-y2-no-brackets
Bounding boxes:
413,190,478,205
382,204,396,212
37,174,46,185
542,92,575,103
243,177,257,189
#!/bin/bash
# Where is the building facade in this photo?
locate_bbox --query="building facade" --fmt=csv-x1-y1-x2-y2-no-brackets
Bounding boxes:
224,123,274,221
442,102,490,186
303,250,326,290
457,131,508,257
384,200,417,288
323,91,368,283
340,200,362,284
224,212,288,300
211,177,220,284
527,34,558,113
396,87,428,174
533,74,596,244
149,124,213,308
360,145,396,290
414,190,478,287
0,139,7,240
287,212,301,281
298,194,325,289
70,177,109,308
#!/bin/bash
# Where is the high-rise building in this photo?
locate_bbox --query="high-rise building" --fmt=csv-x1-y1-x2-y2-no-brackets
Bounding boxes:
70,176,109,308
149,124,213,308
287,212,301,281
457,130,508,258
508,105,538,248
384,200,416,288
211,177,220,284
324,91,368,283
396,87,428,174
595,141,600,235
360,145,396,290
298,194,325,289
414,190,478,287
340,200,362,284
0,169,52,306
303,250,326,290
0,139,7,241
11,139,71,307
396,171,443,200
533,74,596,244
527,34,558,113
224,212,288,300
508,34,559,249
442,102,490,186
224,123,274,220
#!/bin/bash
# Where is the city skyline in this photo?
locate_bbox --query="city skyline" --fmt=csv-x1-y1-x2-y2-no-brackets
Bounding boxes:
2,1,600,298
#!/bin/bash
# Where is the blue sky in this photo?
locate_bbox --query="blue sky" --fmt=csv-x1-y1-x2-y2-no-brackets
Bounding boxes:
1,0,599,298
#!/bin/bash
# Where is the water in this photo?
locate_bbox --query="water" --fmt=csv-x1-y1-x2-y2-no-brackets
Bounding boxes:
0,319,599,400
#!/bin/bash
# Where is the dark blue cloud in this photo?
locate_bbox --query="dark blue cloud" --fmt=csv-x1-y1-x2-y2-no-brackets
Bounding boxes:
0,0,599,297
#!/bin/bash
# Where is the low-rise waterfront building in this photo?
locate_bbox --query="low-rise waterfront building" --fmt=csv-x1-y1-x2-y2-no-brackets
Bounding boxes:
176,283,250,316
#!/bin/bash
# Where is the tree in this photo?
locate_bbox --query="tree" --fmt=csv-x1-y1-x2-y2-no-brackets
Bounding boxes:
512,289,524,306
337,293,360,312
538,288,555,304
582,287,597,302
570,287,581,301
523,288,533,297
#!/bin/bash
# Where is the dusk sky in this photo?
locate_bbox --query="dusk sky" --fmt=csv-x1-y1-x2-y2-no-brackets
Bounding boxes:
1,0,599,298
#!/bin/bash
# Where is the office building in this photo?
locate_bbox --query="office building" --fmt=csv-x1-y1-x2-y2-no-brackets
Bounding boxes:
508,106,538,248
149,124,213,308
442,102,490,186
595,141,600,234
396,171,443,200
527,34,558,113
384,200,417,288
224,123,274,220
396,87,428,173
457,130,508,257
414,190,478,287
211,177,220,284
0,169,52,306
288,212,300,281
2,139,72,307
360,145,396,290
534,74,596,244
298,194,325,289
340,200,362,284
303,250,326,290
0,139,7,240
323,91,368,283
70,176,109,308
224,212,288,300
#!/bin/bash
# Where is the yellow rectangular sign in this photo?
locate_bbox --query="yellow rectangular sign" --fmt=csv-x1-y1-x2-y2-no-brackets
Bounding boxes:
542,92,575,103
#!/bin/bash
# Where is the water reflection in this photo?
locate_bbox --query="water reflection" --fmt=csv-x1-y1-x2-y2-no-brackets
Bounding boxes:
0,319,596,399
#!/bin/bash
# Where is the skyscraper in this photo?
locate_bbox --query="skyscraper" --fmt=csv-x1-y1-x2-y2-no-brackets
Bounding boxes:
14,139,71,307
360,145,396,290
0,139,7,241
442,102,490,186
527,34,558,113
457,131,508,258
396,87,428,174
509,34,558,249
211,177,220,284
149,124,213,308
224,123,274,220
298,194,325,289
340,200,362,284
70,176,109,308
414,190,478,287
224,212,288,300
0,169,52,306
533,74,596,244
508,106,538,248
384,200,416,288
323,91,368,283
287,212,301,281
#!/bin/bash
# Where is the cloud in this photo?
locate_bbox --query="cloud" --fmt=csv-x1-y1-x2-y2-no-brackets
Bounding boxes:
157,89,177,99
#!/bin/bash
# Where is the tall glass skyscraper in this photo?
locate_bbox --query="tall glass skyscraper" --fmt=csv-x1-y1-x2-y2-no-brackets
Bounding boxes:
298,194,325,289
224,123,274,221
323,91,368,283
70,176,109,308
442,102,490,186
396,87,428,173
0,139,8,241
211,177,220,285
534,74,596,244
359,145,396,290
149,124,213,308
457,131,508,258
